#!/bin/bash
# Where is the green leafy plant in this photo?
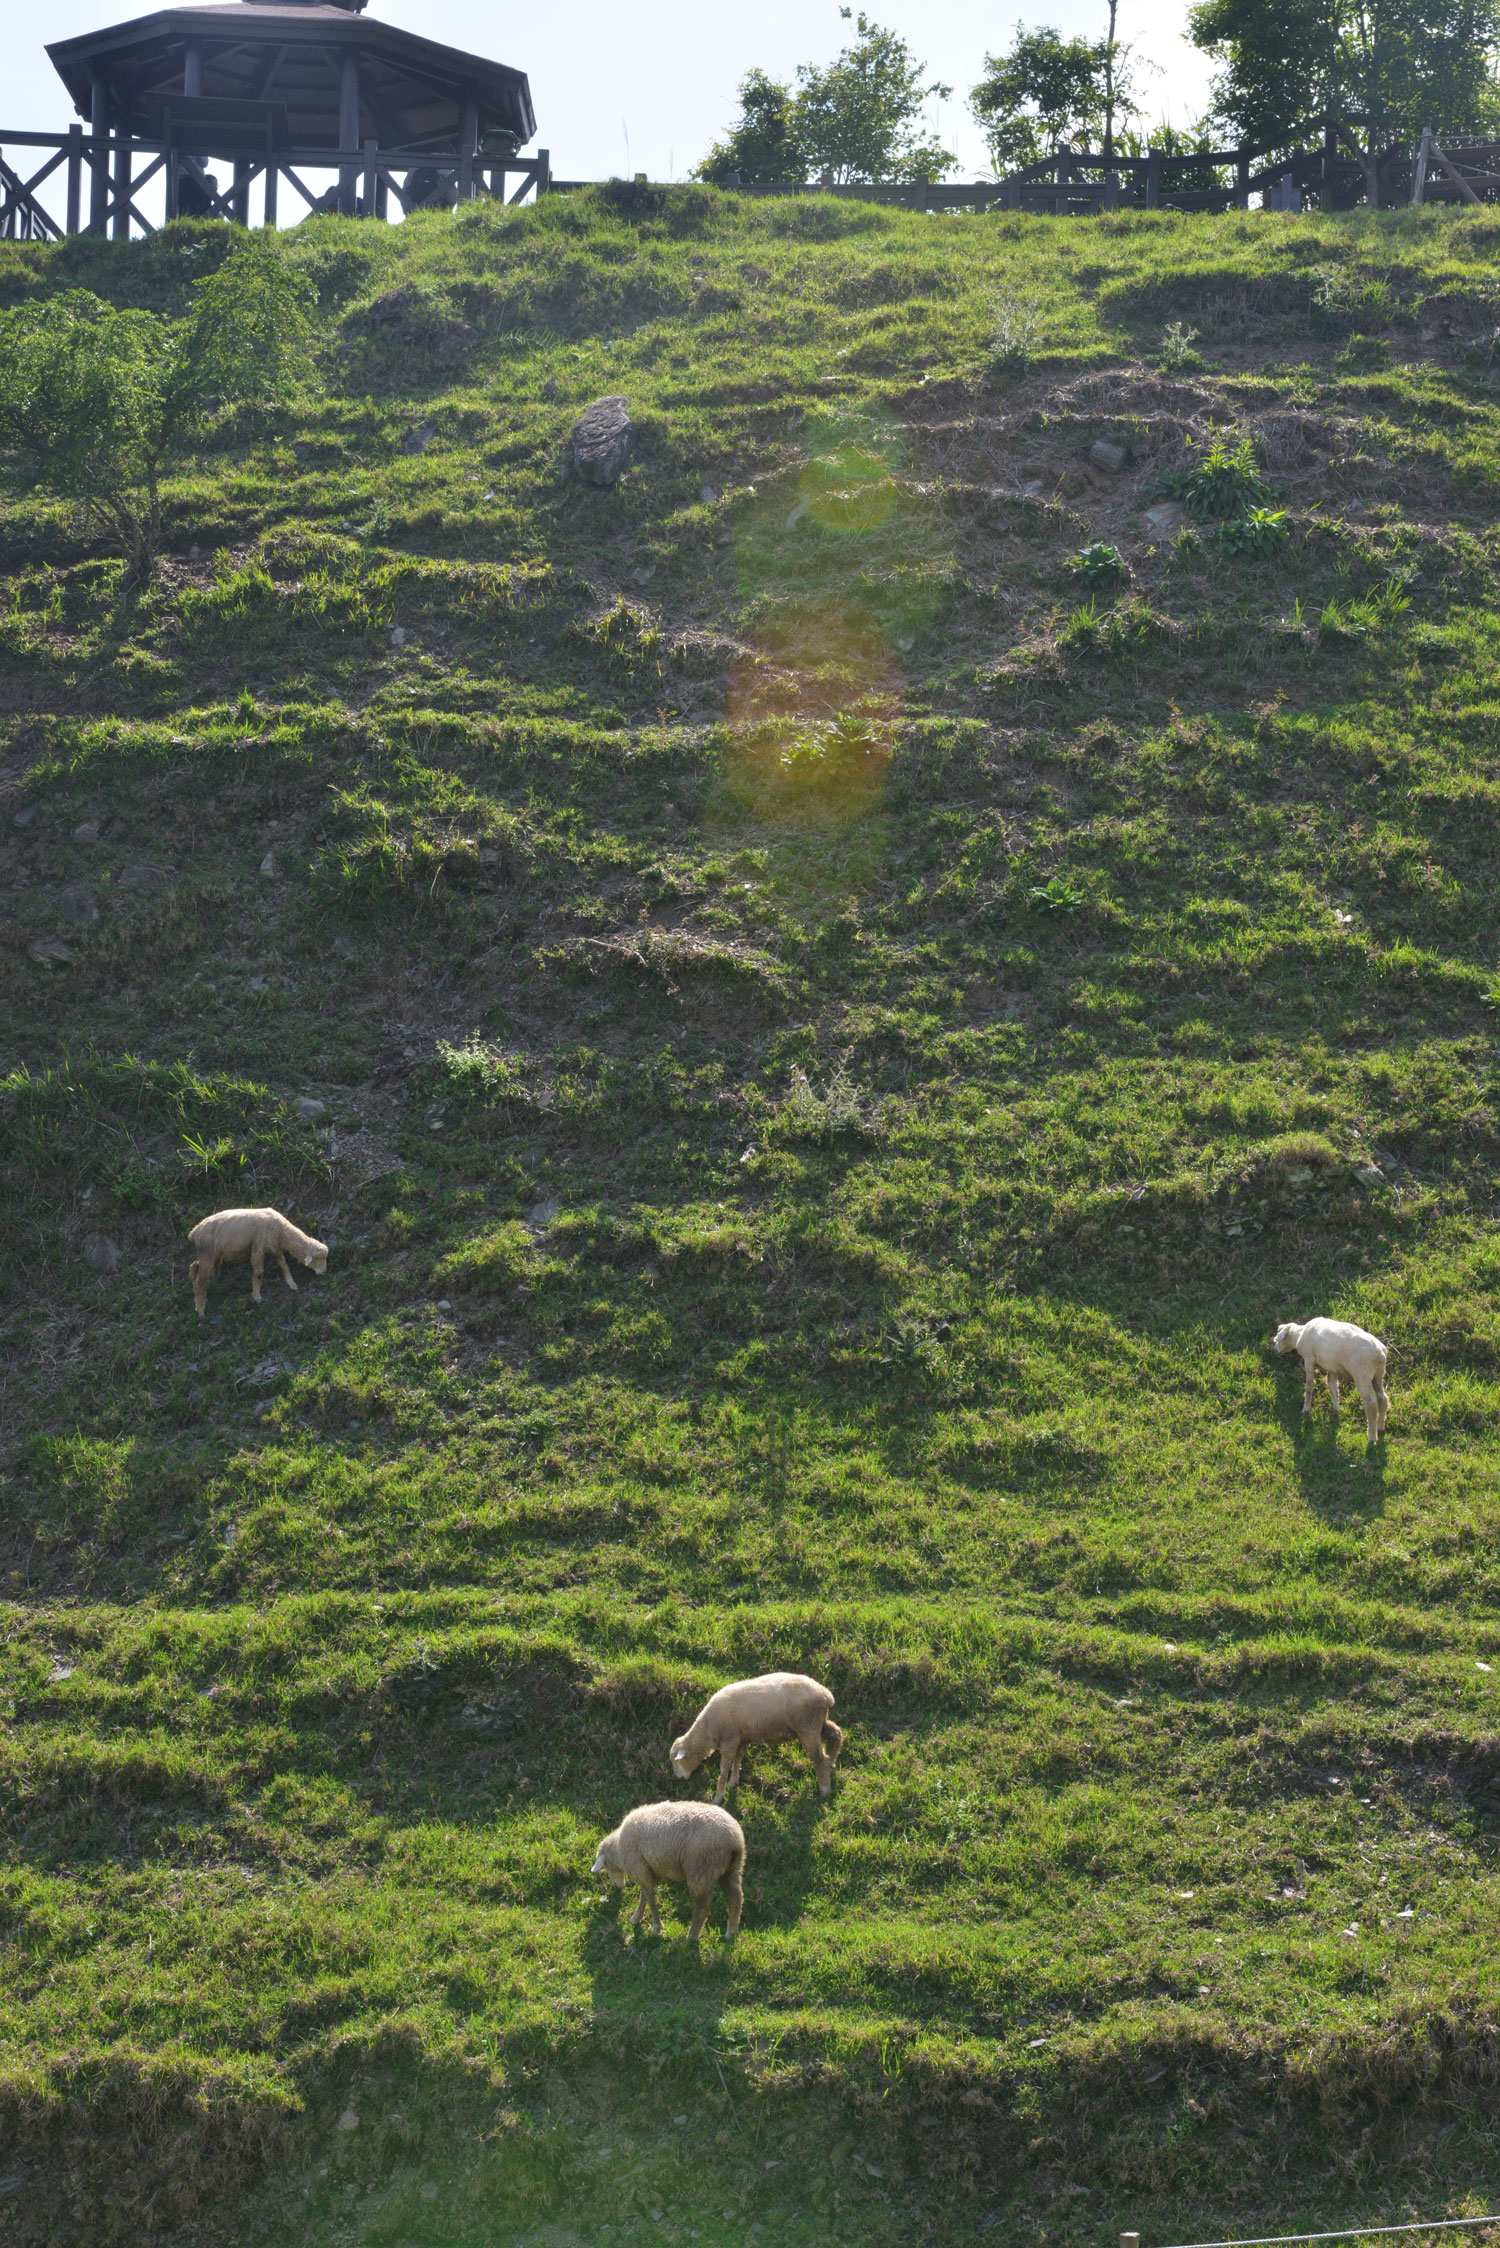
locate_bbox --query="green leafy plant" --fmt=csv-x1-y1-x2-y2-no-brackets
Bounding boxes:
989,292,1042,376
1158,320,1204,371
1029,872,1086,913
0,238,315,582
1337,332,1392,372
1157,433,1272,521
1214,506,1290,557
773,1054,871,1141
779,708,885,780
1071,541,1127,586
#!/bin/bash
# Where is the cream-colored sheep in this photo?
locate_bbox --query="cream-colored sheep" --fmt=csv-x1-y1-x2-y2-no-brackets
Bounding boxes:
1274,1317,1389,1442
591,1801,745,1939
670,1671,844,1804
187,1207,328,1317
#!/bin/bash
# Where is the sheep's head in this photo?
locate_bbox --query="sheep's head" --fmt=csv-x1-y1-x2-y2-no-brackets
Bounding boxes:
304,1238,329,1273
1272,1322,1303,1354
669,1733,702,1779
591,1833,625,1884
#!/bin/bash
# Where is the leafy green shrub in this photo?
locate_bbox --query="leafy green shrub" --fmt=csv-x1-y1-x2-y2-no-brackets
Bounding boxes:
1311,265,1397,339
0,239,314,580
1071,542,1126,587
1337,332,1391,372
1029,873,1085,915
1059,599,1099,649
1158,320,1204,372
771,1054,871,1142
989,292,1041,376
1214,507,1290,558
1157,434,1272,521
779,709,886,783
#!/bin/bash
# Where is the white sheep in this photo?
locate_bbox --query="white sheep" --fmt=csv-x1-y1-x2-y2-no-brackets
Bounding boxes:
1274,1317,1389,1443
591,1800,745,1939
187,1207,328,1317
670,1671,844,1804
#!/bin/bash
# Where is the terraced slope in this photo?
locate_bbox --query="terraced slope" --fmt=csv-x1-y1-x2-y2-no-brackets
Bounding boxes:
4,187,1500,2246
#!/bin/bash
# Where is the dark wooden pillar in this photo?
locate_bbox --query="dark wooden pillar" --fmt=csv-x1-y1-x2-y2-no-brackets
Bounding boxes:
1145,148,1160,207
535,146,550,196
264,152,279,226
338,53,360,215
459,93,477,200
1321,115,1337,211
66,122,83,234
112,117,131,238
363,137,378,218
1236,148,1250,207
232,157,250,224
89,73,110,233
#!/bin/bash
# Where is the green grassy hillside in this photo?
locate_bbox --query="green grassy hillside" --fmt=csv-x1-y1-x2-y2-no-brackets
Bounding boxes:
5,184,1500,2247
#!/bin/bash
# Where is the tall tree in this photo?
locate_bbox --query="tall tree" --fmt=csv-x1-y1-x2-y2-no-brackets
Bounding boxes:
793,11,955,183
695,69,806,183
970,22,1144,169
1188,0,1500,146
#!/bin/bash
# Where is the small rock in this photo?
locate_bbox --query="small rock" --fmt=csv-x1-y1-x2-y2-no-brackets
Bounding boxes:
527,1196,562,1230
436,1298,453,1311
420,2182,439,2201
337,2108,359,2133
48,1663,75,1684
73,820,100,843
247,975,269,992
401,422,436,455
1371,1147,1398,1171
699,482,719,505
572,395,634,487
390,625,407,647
295,1097,327,1120
82,1234,123,1274
1353,1164,1384,1187
116,864,167,891
260,852,277,878
13,806,37,829
28,938,74,966
1144,500,1185,533
1089,439,1128,472
58,884,98,925
1020,478,1046,499
1283,1166,1314,1186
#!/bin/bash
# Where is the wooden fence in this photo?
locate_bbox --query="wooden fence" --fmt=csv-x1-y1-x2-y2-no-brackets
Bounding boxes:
3,109,1497,243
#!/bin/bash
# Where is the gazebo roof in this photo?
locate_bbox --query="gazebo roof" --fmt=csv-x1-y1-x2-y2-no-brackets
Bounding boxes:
47,2,535,155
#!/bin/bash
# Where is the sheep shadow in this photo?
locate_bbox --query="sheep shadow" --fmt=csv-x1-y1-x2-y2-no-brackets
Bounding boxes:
1271,1367,1388,1517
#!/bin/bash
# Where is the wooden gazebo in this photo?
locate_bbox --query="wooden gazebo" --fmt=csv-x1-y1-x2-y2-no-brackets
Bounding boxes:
2,0,541,236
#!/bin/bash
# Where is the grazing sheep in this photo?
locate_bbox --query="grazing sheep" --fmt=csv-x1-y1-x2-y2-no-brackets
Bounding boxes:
591,1801,744,1939
1274,1317,1389,1443
187,1207,328,1317
670,1671,844,1804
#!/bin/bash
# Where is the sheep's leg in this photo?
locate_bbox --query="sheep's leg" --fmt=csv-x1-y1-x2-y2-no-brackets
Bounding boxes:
250,1244,266,1304
714,1738,742,1804
274,1250,299,1295
190,1258,209,1318
1301,1359,1317,1414
721,1862,744,1937
799,1724,833,1795
630,1877,657,1932
1355,1375,1381,1444
687,1883,714,1941
1326,1373,1341,1418
1374,1377,1389,1433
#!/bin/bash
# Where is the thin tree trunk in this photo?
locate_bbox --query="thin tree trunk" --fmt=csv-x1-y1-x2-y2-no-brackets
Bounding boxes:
1103,0,1119,163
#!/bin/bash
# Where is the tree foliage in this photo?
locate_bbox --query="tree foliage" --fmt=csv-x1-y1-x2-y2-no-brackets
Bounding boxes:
695,69,805,184
1187,0,1500,147
0,235,314,581
695,12,954,186
970,20,1146,170
794,11,955,183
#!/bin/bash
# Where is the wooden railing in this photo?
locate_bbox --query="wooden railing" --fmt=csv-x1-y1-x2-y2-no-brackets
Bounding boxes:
2,111,1495,242
0,125,550,240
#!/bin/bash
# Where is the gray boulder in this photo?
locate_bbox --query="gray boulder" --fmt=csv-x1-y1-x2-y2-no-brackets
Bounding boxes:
573,396,634,487
82,1234,123,1274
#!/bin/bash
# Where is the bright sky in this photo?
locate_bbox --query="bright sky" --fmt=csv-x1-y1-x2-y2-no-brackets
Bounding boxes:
4,0,1217,181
